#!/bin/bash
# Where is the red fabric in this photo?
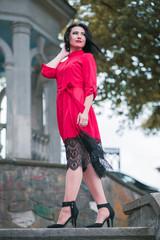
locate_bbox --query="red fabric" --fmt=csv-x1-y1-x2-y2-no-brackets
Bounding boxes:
41,50,101,142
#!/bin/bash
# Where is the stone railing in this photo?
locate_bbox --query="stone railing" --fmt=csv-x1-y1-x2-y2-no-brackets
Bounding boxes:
123,192,160,240
32,130,49,161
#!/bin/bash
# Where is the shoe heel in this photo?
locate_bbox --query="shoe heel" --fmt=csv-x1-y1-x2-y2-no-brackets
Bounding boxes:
107,218,113,227
72,207,79,228
72,216,77,228
107,219,110,227
111,218,113,227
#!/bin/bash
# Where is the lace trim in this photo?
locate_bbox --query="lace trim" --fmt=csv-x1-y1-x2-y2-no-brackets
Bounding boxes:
79,129,113,178
64,130,113,178
64,136,91,172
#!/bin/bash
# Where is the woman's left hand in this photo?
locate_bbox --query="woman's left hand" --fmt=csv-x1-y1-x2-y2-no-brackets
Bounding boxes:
77,112,88,128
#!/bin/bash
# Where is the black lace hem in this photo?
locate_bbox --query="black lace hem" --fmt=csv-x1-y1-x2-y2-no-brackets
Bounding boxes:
64,130,113,178
79,130,113,178
64,135,91,172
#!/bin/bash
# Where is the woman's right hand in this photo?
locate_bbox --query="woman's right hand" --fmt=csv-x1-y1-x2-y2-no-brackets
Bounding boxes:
59,44,70,58
46,44,69,68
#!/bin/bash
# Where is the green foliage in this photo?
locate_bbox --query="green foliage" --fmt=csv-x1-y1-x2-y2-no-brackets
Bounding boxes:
70,0,160,134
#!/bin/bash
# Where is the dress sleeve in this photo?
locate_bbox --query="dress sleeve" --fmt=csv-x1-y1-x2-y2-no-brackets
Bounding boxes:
82,53,97,100
41,63,56,79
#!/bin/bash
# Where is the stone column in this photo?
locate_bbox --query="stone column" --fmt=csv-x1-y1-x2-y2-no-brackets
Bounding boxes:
11,22,32,159
43,80,61,163
4,62,14,158
31,68,43,131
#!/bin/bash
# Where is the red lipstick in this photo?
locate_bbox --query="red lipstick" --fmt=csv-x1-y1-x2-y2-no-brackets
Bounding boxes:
76,40,82,43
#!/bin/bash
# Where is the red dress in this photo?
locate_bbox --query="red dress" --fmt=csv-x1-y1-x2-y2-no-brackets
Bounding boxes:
41,50,113,178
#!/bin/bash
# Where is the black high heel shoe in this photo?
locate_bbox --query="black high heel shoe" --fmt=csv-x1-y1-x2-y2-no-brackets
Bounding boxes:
47,201,79,228
86,203,115,228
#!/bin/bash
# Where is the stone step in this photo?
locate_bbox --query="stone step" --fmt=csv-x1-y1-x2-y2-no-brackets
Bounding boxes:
0,227,155,240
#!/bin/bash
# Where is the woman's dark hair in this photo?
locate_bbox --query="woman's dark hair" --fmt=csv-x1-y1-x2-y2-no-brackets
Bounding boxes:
64,22,102,54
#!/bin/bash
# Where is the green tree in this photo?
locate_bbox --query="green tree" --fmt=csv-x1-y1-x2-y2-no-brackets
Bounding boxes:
70,0,160,135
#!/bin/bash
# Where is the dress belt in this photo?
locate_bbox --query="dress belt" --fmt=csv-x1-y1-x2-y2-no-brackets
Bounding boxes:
57,83,85,113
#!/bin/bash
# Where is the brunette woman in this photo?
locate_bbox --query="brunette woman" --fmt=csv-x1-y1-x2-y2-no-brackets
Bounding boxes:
41,22,114,228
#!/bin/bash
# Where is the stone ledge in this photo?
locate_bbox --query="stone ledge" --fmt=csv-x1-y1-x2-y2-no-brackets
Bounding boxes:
123,192,160,216
0,227,156,240
0,158,67,169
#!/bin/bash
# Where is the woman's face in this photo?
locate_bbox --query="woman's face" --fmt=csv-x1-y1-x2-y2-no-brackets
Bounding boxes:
69,26,86,52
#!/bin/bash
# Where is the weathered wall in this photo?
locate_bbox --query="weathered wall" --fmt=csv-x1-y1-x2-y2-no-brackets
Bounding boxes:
0,160,143,228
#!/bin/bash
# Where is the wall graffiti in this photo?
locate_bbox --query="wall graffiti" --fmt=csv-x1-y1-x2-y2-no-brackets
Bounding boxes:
0,163,142,228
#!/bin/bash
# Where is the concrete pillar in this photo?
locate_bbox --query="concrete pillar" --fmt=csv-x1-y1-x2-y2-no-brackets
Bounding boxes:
31,68,43,131
43,80,60,163
4,62,14,158
11,22,32,159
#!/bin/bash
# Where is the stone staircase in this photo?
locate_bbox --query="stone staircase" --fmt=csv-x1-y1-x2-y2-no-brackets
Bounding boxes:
0,192,159,240
0,227,156,240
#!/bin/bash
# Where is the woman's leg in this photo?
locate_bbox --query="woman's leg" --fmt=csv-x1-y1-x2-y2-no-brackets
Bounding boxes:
83,163,110,223
57,166,82,224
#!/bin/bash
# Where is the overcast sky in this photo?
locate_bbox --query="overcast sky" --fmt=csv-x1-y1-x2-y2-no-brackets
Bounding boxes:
96,102,160,190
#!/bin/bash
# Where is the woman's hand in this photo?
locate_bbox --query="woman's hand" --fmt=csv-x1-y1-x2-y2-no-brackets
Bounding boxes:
77,112,88,128
46,44,69,68
59,44,70,59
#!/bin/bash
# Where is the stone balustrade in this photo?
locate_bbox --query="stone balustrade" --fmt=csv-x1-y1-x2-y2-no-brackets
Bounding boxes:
32,130,49,161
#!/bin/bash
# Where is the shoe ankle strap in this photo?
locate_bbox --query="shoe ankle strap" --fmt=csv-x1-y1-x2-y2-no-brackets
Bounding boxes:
62,201,75,207
97,203,110,209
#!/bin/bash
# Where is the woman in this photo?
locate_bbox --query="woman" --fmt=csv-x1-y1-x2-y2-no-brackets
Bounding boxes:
41,22,114,228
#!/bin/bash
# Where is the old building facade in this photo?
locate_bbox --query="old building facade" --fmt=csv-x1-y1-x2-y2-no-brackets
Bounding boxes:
0,0,75,163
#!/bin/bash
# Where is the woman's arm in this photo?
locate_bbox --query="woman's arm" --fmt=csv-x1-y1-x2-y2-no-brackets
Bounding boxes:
46,44,69,68
41,44,69,79
77,94,94,128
